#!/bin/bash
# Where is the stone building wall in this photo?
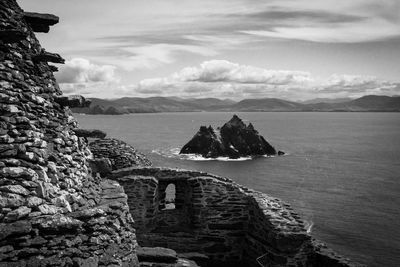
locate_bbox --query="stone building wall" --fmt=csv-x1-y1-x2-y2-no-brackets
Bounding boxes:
0,1,138,265
111,168,305,267
111,167,361,267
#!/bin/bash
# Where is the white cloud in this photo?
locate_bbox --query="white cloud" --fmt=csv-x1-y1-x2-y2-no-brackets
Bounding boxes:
58,59,399,100
318,74,400,97
108,44,218,70
127,60,400,100
172,60,314,84
56,58,118,83
242,19,400,43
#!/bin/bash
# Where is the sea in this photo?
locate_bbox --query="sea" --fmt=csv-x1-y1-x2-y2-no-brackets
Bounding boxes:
75,112,400,267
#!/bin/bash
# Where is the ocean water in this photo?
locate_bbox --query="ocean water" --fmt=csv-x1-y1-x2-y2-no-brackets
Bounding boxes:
75,112,400,267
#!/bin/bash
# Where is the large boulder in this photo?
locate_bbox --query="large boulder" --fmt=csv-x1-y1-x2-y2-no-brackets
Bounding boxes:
180,115,277,159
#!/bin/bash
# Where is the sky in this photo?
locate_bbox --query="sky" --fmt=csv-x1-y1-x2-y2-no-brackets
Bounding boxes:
19,0,400,100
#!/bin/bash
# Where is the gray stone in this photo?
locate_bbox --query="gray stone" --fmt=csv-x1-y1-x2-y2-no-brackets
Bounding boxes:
23,12,59,33
32,214,83,231
0,220,32,240
0,193,25,208
0,167,38,180
137,247,178,263
38,204,58,215
32,51,65,64
4,206,31,221
0,185,30,196
89,158,112,177
26,196,44,208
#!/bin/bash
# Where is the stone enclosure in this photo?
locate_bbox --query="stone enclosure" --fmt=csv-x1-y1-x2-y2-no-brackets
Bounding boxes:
109,167,358,267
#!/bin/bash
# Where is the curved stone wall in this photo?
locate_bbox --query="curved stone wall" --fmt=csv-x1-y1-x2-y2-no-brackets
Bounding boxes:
89,138,152,170
0,1,138,265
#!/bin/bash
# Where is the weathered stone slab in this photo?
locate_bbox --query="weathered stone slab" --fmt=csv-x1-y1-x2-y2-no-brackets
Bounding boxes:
32,51,65,64
137,247,178,263
23,12,59,33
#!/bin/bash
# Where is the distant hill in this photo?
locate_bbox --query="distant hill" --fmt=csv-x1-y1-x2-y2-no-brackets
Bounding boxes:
227,98,306,111
305,95,400,112
71,95,400,114
300,97,353,104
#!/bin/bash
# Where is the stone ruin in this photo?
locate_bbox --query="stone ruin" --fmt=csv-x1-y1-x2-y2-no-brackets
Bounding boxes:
0,0,363,266
0,1,137,265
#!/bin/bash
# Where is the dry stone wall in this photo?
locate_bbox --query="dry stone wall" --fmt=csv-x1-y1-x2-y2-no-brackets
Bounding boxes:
89,138,152,170
0,1,138,265
111,167,363,267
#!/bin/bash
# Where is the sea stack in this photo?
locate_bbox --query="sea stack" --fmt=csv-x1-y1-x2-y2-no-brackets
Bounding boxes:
180,115,277,158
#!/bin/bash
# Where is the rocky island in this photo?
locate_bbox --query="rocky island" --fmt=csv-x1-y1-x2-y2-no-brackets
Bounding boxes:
0,1,362,266
180,115,280,159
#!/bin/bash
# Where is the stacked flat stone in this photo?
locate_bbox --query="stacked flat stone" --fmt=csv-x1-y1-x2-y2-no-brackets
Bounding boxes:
0,0,138,265
111,167,364,267
89,138,152,170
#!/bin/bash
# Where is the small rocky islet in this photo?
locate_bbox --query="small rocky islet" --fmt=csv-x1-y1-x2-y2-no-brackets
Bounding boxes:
180,114,284,159
0,0,362,266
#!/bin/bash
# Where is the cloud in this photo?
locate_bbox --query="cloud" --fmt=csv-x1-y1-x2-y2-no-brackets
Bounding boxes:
127,60,400,100
119,44,217,70
56,58,125,98
242,20,400,43
172,60,313,84
318,74,400,97
56,58,118,83
58,59,399,100
237,1,400,43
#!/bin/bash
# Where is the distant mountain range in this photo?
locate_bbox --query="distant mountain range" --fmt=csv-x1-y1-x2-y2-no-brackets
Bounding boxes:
71,95,400,114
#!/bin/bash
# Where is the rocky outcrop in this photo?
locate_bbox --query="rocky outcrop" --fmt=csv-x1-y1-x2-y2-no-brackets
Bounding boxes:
0,0,138,265
180,115,277,158
89,138,152,170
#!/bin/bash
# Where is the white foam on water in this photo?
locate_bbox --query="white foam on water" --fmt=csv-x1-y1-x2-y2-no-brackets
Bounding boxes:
152,148,253,161
305,221,314,234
